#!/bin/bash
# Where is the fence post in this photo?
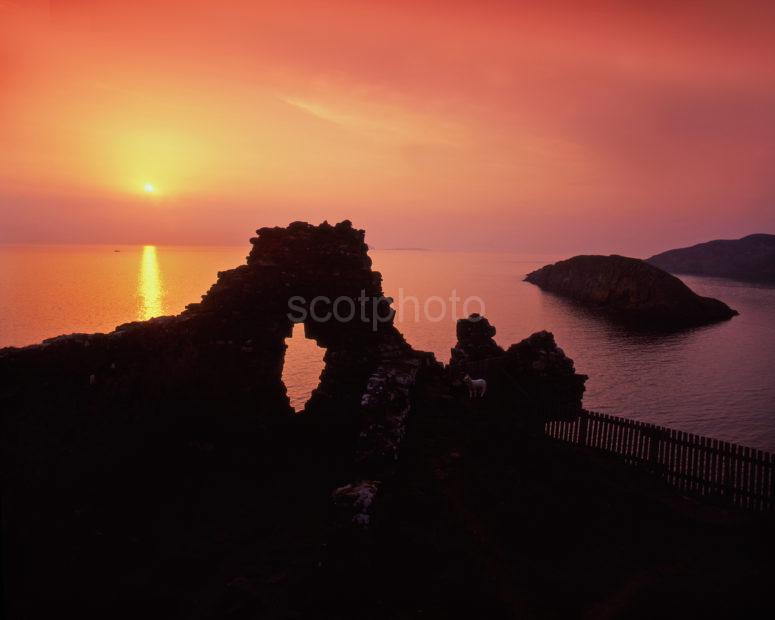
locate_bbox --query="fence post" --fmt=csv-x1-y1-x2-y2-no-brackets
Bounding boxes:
648,427,664,475
578,411,588,447
722,444,732,504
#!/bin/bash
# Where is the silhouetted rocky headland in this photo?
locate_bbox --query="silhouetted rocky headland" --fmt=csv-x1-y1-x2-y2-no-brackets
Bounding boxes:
647,233,775,282
2,222,771,619
525,254,738,329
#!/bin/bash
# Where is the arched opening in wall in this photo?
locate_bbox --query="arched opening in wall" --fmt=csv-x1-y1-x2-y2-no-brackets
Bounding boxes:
282,322,326,412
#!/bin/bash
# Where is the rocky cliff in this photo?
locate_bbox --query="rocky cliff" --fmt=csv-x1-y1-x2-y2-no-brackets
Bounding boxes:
525,254,738,328
647,233,775,282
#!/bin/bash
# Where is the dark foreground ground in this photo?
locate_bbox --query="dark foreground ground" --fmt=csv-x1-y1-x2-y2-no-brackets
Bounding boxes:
4,366,773,620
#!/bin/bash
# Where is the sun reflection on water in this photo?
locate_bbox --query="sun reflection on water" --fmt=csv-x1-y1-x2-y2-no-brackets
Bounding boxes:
138,245,165,320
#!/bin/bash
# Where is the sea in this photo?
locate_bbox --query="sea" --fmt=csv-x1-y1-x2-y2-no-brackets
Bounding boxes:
2,244,774,451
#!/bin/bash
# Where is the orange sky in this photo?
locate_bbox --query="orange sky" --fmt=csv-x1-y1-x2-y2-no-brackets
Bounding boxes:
1,0,774,254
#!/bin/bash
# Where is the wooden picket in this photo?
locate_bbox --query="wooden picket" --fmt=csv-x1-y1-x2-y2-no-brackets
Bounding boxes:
544,410,774,512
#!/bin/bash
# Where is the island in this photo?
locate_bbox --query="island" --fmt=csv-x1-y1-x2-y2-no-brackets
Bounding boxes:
647,233,775,282
525,254,738,328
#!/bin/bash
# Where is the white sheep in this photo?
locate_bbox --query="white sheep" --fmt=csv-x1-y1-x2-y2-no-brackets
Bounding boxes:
463,374,487,398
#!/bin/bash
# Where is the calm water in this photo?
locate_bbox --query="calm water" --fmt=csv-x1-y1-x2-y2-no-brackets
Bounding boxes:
2,245,774,451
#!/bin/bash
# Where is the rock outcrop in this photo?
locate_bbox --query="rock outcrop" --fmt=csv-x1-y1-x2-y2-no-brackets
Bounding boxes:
647,233,775,282
449,313,504,365
451,314,587,427
525,255,738,328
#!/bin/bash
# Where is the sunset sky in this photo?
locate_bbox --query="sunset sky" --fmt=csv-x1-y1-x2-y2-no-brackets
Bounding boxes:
1,0,774,254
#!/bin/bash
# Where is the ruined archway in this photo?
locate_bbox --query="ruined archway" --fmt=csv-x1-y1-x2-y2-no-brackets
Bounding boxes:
179,219,413,423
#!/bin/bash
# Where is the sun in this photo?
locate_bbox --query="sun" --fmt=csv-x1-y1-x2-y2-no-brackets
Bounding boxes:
143,182,155,193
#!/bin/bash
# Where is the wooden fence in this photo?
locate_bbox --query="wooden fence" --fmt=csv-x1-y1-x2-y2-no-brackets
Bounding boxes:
545,410,775,512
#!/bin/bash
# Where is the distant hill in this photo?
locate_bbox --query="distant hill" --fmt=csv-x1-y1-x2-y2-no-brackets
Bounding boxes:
525,254,737,329
646,234,775,282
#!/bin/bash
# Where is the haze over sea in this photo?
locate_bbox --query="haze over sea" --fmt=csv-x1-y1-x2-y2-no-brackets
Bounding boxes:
2,244,774,452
